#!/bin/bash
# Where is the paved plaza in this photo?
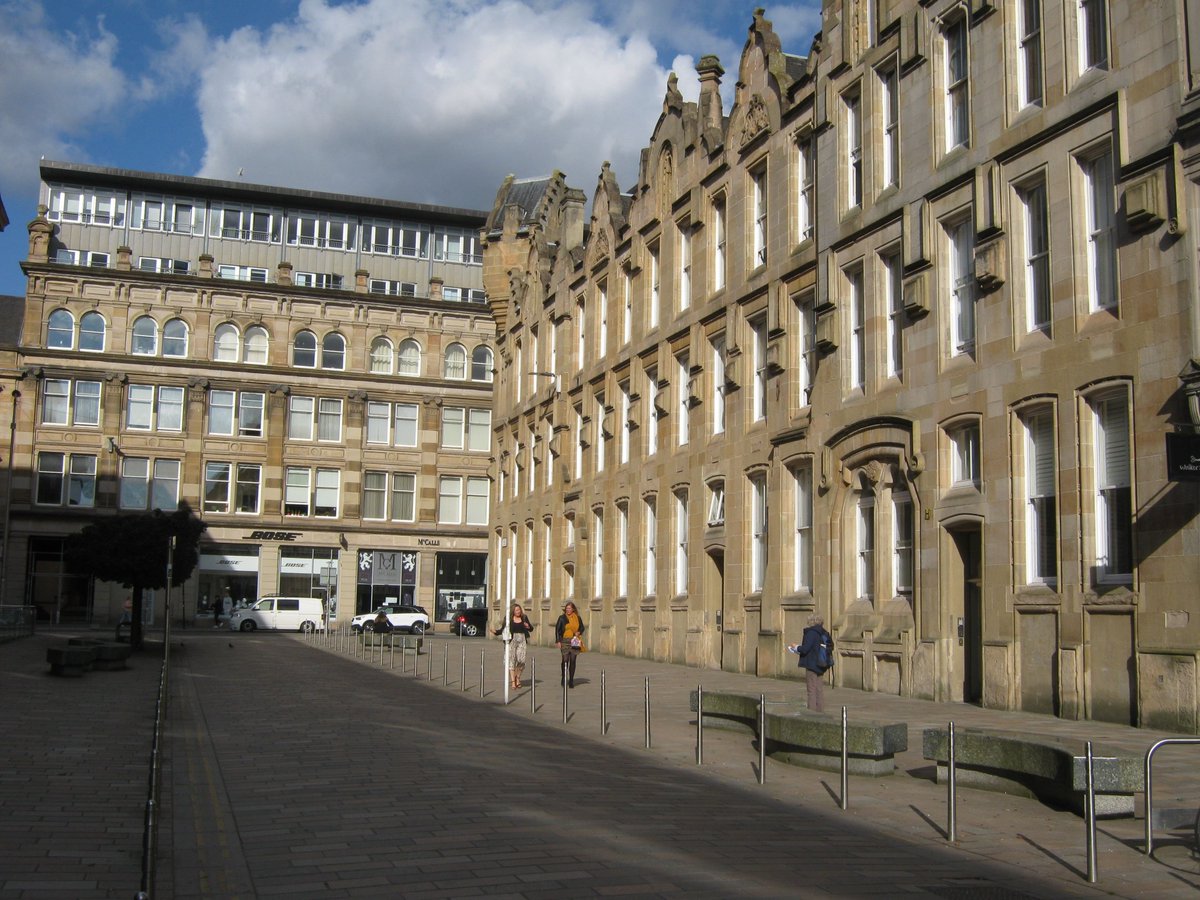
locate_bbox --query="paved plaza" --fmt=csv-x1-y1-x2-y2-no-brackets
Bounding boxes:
2,627,1199,898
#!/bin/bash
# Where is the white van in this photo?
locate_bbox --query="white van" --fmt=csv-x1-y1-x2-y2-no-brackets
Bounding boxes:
228,596,326,633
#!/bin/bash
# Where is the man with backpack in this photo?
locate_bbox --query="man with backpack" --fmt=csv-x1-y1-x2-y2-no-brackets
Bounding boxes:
788,614,834,712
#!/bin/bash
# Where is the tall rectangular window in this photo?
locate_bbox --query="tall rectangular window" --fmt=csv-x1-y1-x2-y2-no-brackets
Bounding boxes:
945,16,969,150
466,476,489,525
617,504,629,597
880,67,899,188
438,475,463,524
948,218,976,355
883,251,903,378
644,496,657,597
675,353,690,446
314,468,339,517
284,467,311,516
395,403,419,447
1018,0,1043,107
595,395,606,473
847,266,865,391
391,473,416,522
317,398,342,442
36,452,66,505
793,465,812,592
1083,150,1117,312
894,493,914,597
622,270,633,345
845,92,863,207
710,334,726,435
797,136,815,242
576,296,586,370
751,168,767,266
619,383,631,465
574,407,584,480
649,244,660,329
362,471,387,520
857,492,875,602
593,509,604,599
646,370,659,456
1019,181,1052,333
674,491,689,596
750,474,767,593
1079,0,1108,72
713,198,727,290
598,282,608,357
951,422,981,487
288,396,314,441
467,408,490,452
678,225,691,311
441,406,465,449
204,462,233,514
1092,391,1132,579
236,464,261,513
366,401,390,444
751,316,768,422
1024,408,1057,584
797,294,816,404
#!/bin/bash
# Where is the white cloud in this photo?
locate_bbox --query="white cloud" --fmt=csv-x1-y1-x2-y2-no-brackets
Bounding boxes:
0,2,131,202
194,0,677,207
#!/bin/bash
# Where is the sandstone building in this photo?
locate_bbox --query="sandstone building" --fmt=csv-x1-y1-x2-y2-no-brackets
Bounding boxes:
4,161,493,628
482,2,1200,731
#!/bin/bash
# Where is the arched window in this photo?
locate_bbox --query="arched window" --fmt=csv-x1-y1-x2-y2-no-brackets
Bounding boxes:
213,323,240,362
47,310,75,349
444,342,467,379
471,345,494,382
398,339,421,376
79,311,106,352
162,318,189,358
244,325,269,365
321,332,346,370
131,316,158,355
292,330,317,367
369,337,393,374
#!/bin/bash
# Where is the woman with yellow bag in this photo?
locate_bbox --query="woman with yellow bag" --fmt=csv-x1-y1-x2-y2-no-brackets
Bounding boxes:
554,601,586,688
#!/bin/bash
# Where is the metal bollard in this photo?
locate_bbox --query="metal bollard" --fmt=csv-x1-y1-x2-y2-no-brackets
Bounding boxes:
600,670,607,735
460,644,467,692
479,649,485,699
696,684,703,765
644,677,653,749
530,656,536,713
442,644,448,684
947,721,957,842
840,706,848,810
562,667,569,723
757,693,766,784
1085,741,1098,883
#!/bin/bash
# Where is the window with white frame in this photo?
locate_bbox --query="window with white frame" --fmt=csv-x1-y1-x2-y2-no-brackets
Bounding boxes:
893,490,914,598
287,213,355,250
675,352,690,446
751,315,768,421
622,269,633,344
370,337,393,374
1082,148,1117,312
47,185,126,226
750,474,768,593
126,384,184,432
437,475,463,524
796,292,816,403
1018,0,1043,107
619,382,631,465
314,468,340,517
292,331,317,368
598,281,608,356
204,462,261,514
947,217,976,355
77,311,105,352
213,206,280,242
751,167,768,265
950,421,981,487
617,504,629,597
284,467,311,516
1023,406,1057,584
120,457,180,511
525,521,534,600
883,250,903,378
707,481,725,526
208,390,265,437
711,333,726,435
472,345,494,382
646,369,659,456
543,517,553,595
1079,0,1108,72
466,476,489,525
797,136,815,242
1091,389,1132,580
1021,180,1051,332
138,256,190,275
213,323,241,362
574,407,584,480
678,225,691,311
392,472,418,522
944,15,969,151
317,398,342,441
847,265,866,391
644,496,658,596
362,471,388,520
47,309,75,349
595,394,606,473
397,339,421,376
216,264,268,282
244,326,268,364
793,464,813,592
36,452,96,507
713,197,727,290
131,317,158,356
880,65,899,188
575,295,586,370
369,279,418,296
295,272,344,290
468,408,490,451
857,487,876,602
321,333,346,370
42,379,101,427
444,343,467,379
593,508,604,598
845,90,863,208
674,490,689,596
441,406,465,449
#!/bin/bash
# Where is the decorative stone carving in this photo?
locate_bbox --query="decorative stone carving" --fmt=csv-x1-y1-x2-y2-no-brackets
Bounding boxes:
739,95,770,149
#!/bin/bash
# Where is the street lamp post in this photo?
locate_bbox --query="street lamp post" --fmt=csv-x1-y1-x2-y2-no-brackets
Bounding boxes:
0,388,22,608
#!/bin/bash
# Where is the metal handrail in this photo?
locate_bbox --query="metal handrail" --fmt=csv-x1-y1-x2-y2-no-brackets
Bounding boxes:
1144,737,1200,855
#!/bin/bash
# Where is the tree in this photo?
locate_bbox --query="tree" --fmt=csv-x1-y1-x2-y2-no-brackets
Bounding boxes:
65,503,206,648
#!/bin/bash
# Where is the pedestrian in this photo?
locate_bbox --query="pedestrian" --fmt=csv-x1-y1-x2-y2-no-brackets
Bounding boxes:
554,601,586,688
494,603,533,689
373,609,393,633
788,614,834,712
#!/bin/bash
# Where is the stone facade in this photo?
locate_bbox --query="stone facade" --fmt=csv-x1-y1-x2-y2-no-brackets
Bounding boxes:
482,2,1200,731
5,161,494,629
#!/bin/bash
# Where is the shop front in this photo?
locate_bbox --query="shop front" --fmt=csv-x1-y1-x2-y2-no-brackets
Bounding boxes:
279,546,341,620
355,549,418,615
434,551,487,623
197,542,261,616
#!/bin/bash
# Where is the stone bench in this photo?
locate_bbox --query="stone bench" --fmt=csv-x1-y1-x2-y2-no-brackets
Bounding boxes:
922,727,1144,818
46,644,98,677
68,638,132,671
361,634,423,653
689,690,908,776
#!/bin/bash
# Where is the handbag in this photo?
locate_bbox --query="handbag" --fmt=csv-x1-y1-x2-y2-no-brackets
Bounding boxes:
569,635,583,650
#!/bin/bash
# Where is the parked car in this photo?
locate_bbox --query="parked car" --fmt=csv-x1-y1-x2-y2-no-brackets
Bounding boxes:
449,607,488,636
350,604,429,634
228,596,326,633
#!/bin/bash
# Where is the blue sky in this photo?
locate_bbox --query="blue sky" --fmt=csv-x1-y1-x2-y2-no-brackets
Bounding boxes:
0,1,822,297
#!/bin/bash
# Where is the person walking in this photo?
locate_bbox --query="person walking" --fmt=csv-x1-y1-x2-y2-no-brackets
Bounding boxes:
554,601,586,688
788,614,834,712
494,603,533,689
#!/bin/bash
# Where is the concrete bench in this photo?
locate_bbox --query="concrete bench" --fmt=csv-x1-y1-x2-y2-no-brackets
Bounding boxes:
68,638,132,671
689,690,908,776
46,644,98,677
922,727,1144,818
361,634,423,653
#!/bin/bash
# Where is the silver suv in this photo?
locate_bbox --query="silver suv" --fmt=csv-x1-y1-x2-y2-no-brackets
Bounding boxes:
350,604,429,634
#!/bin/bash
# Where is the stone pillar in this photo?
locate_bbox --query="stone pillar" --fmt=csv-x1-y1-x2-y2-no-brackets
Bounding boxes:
198,254,215,278
429,276,444,301
116,246,133,271
276,260,293,285
27,206,52,263
355,268,369,293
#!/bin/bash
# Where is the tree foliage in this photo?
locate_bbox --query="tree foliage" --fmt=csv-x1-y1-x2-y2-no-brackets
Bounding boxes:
66,502,206,647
